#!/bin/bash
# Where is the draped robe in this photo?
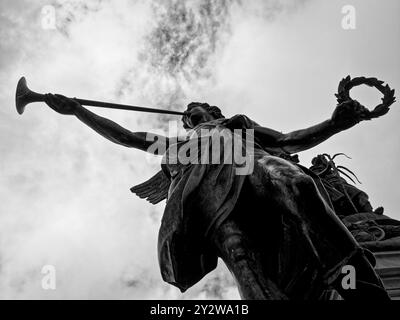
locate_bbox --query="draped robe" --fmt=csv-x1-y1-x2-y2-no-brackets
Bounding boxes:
139,116,361,298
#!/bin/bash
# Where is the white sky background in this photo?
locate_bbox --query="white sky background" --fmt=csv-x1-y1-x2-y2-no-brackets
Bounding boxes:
0,0,399,299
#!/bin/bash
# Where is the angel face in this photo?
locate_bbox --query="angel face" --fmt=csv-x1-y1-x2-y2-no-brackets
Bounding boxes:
183,104,216,129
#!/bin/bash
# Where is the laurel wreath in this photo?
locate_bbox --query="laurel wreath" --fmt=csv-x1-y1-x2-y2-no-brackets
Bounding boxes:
335,76,396,120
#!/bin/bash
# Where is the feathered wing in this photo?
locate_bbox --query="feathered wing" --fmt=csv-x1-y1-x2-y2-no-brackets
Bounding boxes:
130,170,170,205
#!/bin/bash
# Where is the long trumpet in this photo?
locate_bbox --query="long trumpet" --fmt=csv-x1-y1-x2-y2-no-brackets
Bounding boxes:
15,77,185,116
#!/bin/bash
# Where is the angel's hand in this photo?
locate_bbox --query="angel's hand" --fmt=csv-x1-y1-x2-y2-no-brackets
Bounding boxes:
333,76,396,130
331,100,371,130
44,94,81,115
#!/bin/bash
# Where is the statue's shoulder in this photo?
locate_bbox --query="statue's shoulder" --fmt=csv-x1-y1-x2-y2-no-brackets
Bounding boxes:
224,114,260,129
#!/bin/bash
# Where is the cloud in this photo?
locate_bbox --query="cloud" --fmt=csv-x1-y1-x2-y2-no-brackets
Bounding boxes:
116,0,314,127
0,0,399,300
0,0,252,300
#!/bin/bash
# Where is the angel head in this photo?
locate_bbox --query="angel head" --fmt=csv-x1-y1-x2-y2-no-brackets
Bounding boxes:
182,102,225,129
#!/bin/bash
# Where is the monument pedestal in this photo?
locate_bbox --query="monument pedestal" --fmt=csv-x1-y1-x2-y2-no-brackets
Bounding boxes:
361,237,400,300
374,250,400,300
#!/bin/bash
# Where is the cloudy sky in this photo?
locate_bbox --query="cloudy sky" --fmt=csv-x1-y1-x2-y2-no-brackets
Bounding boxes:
0,0,399,299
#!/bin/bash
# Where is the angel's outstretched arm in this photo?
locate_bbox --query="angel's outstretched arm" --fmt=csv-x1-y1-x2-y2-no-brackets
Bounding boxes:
44,94,170,154
255,100,374,154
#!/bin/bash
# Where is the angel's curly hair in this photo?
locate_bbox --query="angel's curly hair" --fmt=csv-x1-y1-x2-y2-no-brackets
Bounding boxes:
182,102,225,129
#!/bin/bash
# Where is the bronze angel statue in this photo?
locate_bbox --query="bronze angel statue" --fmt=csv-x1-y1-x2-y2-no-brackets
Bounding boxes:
42,76,395,300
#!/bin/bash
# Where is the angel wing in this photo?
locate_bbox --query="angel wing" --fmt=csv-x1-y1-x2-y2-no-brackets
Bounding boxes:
130,170,171,205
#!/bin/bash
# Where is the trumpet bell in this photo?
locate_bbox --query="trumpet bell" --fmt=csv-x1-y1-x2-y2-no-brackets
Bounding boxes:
15,77,44,115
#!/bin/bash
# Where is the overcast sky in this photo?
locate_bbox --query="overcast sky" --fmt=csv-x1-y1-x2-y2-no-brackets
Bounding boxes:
0,0,399,299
